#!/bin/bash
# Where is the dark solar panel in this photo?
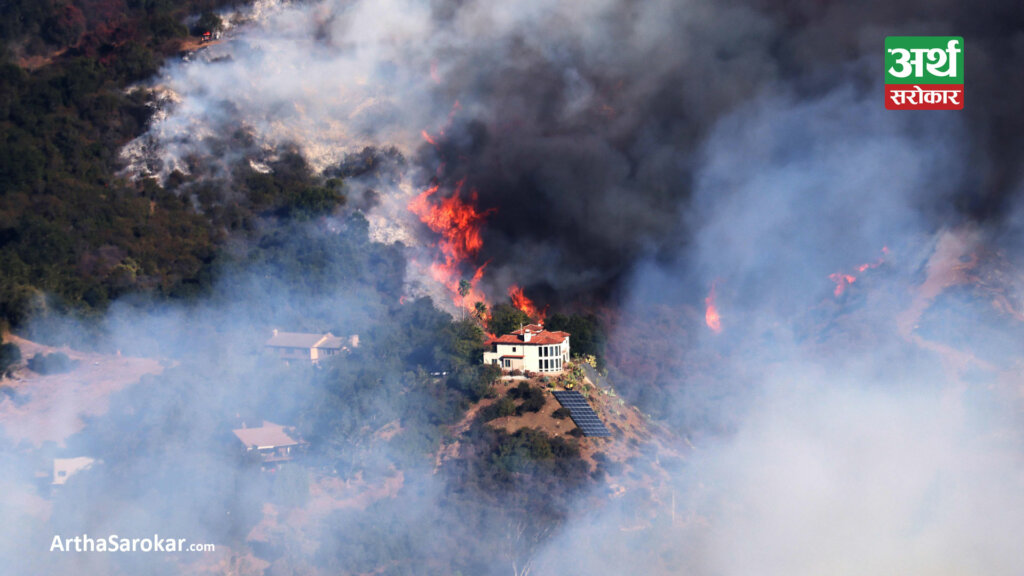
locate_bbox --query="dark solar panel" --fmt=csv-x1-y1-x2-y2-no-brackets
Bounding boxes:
552,391,611,437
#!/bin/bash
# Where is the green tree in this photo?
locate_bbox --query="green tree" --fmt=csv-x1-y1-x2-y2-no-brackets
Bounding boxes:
436,318,486,369
545,313,606,367
487,303,530,336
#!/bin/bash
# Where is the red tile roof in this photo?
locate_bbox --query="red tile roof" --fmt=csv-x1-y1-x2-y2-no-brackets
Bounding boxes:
489,330,569,346
511,324,545,334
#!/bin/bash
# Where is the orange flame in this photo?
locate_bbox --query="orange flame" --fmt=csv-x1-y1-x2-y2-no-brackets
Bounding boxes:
830,247,889,298
509,285,546,321
705,284,722,333
408,180,495,312
829,273,857,297
411,101,504,320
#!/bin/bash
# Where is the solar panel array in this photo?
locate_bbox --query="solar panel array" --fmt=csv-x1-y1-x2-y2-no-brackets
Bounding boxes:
552,390,611,437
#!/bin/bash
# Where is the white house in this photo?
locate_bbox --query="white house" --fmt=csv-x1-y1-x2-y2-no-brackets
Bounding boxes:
53,457,96,486
264,330,357,364
483,324,570,373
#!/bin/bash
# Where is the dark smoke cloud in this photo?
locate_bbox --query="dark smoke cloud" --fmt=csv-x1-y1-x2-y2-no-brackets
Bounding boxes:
128,0,1024,308
526,59,1024,575
411,0,1024,305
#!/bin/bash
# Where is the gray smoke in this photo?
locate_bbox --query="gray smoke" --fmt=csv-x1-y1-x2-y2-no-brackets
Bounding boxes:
6,0,1019,574
529,67,1024,575
123,0,1024,308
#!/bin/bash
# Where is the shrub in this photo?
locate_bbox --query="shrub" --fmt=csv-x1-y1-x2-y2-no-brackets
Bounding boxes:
0,343,21,376
552,407,571,420
516,388,546,415
480,397,517,422
509,381,531,399
496,397,517,417
27,352,77,374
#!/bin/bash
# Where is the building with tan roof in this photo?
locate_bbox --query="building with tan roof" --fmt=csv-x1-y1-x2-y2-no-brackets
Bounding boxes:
483,324,570,373
265,330,357,364
232,421,303,465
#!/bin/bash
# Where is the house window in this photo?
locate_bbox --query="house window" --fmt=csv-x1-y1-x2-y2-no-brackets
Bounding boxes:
512,347,517,353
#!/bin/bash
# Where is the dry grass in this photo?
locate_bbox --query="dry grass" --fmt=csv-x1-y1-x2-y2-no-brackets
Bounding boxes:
0,334,164,446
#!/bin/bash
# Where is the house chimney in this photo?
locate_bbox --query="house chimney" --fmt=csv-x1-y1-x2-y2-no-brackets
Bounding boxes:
523,327,532,342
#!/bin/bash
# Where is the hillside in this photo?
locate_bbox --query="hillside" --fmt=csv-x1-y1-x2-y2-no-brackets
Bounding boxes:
0,1,249,332
438,363,688,528
0,333,164,445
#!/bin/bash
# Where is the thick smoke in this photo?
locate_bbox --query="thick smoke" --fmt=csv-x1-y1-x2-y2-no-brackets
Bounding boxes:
123,0,782,303
126,0,1024,307
9,0,1021,574
530,64,1024,575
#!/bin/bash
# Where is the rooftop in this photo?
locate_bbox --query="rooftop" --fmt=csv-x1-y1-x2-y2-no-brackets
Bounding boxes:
53,457,96,485
488,324,569,346
265,331,345,350
232,422,301,450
